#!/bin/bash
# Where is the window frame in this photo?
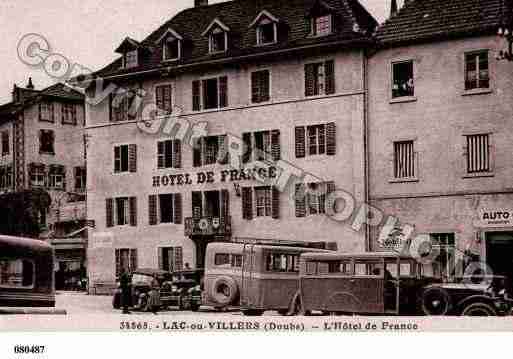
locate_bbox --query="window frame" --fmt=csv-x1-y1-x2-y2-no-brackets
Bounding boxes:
39,102,54,123
163,37,181,62
74,166,86,191
1,131,9,156
463,132,494,177
39,129,55,155
250,69,271,104
115,197,130,226
254,186,272,218
306,124,326,156
0,258,35,289
158,193,175,224
48,172,64,190
123,50,138,69
391,139,418,182
256,20,277,45
311,14,332,36
464,50,490,92
113,144,130,174
391,59,415,101
209,28,228,54
157,139,174,169
61,103,77,125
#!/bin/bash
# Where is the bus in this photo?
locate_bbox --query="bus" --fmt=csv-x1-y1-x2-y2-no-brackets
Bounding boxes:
0,235,63,313
203,239,335,316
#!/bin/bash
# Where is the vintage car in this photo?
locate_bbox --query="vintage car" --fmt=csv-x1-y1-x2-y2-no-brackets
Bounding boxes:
299,252,512,316
162,269,203,311
112,268,173,311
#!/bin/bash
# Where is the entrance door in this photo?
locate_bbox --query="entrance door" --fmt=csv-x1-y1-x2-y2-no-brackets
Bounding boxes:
486,232,513,279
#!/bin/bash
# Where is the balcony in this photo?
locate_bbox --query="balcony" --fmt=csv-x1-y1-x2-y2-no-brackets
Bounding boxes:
184,216,231,237
57,201,86,222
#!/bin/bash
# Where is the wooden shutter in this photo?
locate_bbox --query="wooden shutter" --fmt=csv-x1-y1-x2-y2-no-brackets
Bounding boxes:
325,60,335,95
149,195,158,225
271,130,280,161
106,198,114,228
219,76,228,108
192,80,201,111
156,86,164,112
326,181,336,194
241,187,253,220
221,189,230,218
115,249,121,277
242,133,252,163
157,142,165,168
174,247,183,271
163,85,172,113
158,248,164,270
128,144,137,172
173,139,181,168
326,122,336,156
295,126,306,158
271,186,280,219
193,138,202,167
295,183,306,217
218,135,228,164
251,71,260,103
130,249,138,271
305,63,316,96
174,193,183,224
129,197,137,226
192,191,203,219
261,70,270,102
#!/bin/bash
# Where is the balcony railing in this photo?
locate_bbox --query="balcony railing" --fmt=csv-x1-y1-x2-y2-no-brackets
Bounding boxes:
184,216,231,237
57,201,86,222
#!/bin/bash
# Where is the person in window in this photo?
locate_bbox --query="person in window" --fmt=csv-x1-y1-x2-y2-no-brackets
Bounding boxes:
120,266,132,314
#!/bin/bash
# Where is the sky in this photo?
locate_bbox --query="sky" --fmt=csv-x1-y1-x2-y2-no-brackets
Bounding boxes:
0,0,403,104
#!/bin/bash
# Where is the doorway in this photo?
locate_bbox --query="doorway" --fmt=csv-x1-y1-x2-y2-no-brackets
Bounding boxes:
486,231,513,279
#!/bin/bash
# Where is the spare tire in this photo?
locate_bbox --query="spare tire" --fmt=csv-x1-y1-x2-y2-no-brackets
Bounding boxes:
211,276,238,306
419,287,452,316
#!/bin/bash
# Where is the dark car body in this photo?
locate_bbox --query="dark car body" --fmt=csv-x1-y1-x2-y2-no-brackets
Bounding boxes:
163,269,204,311
299,252,512,316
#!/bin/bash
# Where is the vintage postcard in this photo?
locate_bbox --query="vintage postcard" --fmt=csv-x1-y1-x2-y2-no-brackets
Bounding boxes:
1,0,513,338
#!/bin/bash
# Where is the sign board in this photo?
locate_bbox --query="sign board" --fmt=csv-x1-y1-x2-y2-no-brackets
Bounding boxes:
90,232,114,249
474,209,513,228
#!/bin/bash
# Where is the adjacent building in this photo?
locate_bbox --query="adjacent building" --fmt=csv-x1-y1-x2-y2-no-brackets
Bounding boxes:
0,79,87,289
368,0,513,279
84,0,378,288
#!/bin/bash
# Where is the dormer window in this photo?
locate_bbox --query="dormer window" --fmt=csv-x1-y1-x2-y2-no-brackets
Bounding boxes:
202,18,230,54
250,10,279,46
313,14,332,36
156,28,183,62
210,28,227,53
124,50,138,68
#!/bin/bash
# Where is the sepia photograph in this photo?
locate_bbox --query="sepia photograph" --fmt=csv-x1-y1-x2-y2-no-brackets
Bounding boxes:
1,0,513,345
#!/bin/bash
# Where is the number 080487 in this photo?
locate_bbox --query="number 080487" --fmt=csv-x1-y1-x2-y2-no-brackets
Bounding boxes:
14,345,45,354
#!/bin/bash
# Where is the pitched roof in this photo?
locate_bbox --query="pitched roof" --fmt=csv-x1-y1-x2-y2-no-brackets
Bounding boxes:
93,0,378,79
376,0,505,47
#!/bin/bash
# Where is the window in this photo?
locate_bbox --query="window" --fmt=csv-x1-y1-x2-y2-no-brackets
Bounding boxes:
1,131,8,155
158,247,183,272
159,194,175,224
251,70,270,103
308,124,326,155
192,76,228,111
255,186,272,217
428,233,456,281
114,144,136,173
106,197,137,227
312,14,332,36
265,253,299,273
305,60,335,96
209,29,227,53
392,61,414,98
115,248,137,277
157,139,181,169
465,134,491,174
193,135,227,167
116,197,130,226
393,140,416,179
295,181,334,217
110,89,138,122
257,21,277,45
61,103,77,125
149,193,182,225
0,165,12,190
242,130,280,163
39,102,54,122
354,261,383,276
39,130,55,154
155,85,172,114
465,51,489,90
48,165,65,190
74,166,86,191
124,50,138,68
0,259,34,288
295,123,335,158
164,38,180,61
29,164,46,187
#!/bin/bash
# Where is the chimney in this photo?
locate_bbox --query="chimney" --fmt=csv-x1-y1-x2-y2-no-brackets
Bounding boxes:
390,0,398,17
26,77,34,90
194,0,208,7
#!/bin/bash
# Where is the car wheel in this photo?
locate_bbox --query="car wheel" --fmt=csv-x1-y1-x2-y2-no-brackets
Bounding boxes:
419,287,452,316
211,276,238,306
277,309,289,316
462,302,497,316
190,303,200,312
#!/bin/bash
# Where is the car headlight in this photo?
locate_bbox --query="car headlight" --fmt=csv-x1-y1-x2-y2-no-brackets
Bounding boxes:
171,286,178,292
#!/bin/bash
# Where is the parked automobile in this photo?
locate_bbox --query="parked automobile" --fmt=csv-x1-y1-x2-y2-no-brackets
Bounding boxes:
162,269,203,311
298,252,512,316
112,268,173,311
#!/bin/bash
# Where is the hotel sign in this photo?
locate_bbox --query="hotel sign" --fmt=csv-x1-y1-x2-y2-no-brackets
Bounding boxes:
475,209,513,228
152,165,278,187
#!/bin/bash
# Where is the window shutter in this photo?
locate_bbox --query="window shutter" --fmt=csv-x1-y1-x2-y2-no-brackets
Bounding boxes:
325,60,335,95
157,142,165,169
193,138,202,167
50,103,55,122
106,198,114,227
163,85,172,113
326,122,336,156
174,247,183,271
271,186,280,219
129,197,137,226
174,193,183,224
128,144,137,172
241,187,253,220
221,189,230,218
173,139,181,168
295,126,306,158
218,135,228,164
242,133,252,163
158,248,164,270
251,71,260,103
326,181,336,194
219,76,228,108
156,86,164,112
192,191,203,219
305,63,316,96
262,71,270,102
130,249,138,271
271,130,280,161
192,80,201,111
295,183,306,218
149,195,158,225
115,249,121,277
